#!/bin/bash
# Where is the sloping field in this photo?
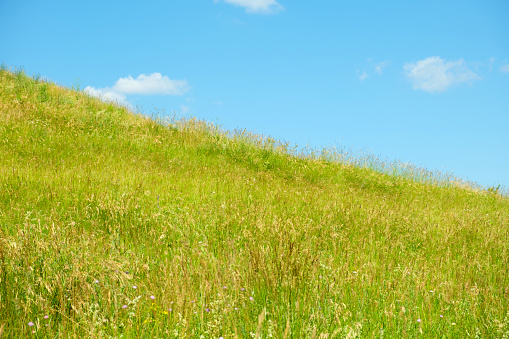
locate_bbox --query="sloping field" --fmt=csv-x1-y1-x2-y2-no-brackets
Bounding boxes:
0,68,508,338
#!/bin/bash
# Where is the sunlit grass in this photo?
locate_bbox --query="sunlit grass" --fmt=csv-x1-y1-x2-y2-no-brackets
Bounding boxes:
1,66,508,338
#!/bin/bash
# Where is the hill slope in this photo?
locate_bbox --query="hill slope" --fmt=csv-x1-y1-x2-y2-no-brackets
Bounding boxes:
1,68,508,338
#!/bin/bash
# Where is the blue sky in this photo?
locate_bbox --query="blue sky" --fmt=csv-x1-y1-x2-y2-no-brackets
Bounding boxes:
2,0,508,190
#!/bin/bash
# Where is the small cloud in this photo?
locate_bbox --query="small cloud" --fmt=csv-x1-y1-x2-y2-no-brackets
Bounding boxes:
404,56,480,93
84,86,130,107
215,0,283,14
375,61,389,75
500,63,509,73
85,73,190,107
180,105,190,114
358,71,368,81
213,100,223,106
112,73,189,96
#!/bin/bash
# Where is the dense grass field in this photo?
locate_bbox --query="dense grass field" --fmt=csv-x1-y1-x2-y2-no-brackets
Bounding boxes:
0,67,508,338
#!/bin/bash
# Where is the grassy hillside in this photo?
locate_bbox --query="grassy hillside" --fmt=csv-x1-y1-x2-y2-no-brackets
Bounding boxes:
1,68,508,338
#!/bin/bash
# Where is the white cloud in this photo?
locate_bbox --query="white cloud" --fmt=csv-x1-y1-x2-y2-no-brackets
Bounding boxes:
84,86,130,107
500,64,509,73
404,56,480,93
84,73,190,106
113,73,189,95
215,0,283,14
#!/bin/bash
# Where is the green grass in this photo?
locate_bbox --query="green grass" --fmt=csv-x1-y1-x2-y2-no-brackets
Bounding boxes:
0,67,508,338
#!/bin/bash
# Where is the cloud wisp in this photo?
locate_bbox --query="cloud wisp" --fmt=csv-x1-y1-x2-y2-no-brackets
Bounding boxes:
404,56,480,93
500,64,509,73
357,60,389,82
374,61,389,75
85,73,189,106
358,71,368,81
215,0,283,14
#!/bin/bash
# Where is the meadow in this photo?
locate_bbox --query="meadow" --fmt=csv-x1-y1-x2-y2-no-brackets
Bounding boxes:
0,67,508,338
